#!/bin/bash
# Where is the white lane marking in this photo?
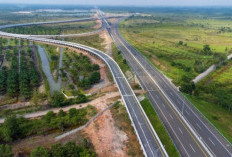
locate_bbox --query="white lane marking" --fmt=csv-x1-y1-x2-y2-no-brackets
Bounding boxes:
169,113,174,119
115,35,191,155
189,144,196,153
196,123,202,130
115,30,203,156
147,93,191,157
209,138,216,146
147,90,157,92
125,34,225,155
123,95,133,97
156,95,159,99
178,127,183,134
117,78,127,95
159,76,232,155
185,110,190,115
125,96,155,156
161,103,165,108
118,35,217,155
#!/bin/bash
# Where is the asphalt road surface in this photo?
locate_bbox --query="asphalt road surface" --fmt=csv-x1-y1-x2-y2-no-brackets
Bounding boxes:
0,31,167,157
109,16,232,157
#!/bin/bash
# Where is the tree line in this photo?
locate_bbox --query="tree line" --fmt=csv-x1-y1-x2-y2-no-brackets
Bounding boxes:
0,48,40,99
0,141,96,157
0,107,91,142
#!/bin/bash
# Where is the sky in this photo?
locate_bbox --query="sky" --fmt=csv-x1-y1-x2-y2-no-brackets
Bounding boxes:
0,0,232,6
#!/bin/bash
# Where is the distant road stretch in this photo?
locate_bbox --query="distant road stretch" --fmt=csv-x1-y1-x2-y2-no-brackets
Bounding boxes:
0,16,123,38
108,15,232,157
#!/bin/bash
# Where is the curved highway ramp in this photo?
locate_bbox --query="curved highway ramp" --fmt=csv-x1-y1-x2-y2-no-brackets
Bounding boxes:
0,31,168,157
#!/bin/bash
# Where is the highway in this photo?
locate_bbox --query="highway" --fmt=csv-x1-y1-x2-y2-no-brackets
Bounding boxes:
0,30,168,157
1,9,232,156
0,15,122,38
108,16,232,157
0,16,122,30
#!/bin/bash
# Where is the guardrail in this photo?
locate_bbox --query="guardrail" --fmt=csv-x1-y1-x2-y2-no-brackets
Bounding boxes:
0,31,168,157
0,16,123,30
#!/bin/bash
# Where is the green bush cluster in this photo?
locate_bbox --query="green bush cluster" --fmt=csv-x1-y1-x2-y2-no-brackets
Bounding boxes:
63,52,101,90
0,108,88,142
0,142,96,157
195,82,232,113
0,144,13,157
31,142,96,157
78,71,101,89
50,91,88,107
0,37,8,50
180,75,196,95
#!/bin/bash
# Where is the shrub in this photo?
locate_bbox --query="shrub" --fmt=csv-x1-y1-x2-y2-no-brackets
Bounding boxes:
89,72,100,84
0,115,20,142
51,91,66,107
0,144,13,157
30,146,50,157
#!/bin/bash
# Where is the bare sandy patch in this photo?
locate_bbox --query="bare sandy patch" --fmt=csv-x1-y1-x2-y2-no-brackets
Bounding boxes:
93,13,102,29
10,91,121,155
83,99,128,157
99,30,113,56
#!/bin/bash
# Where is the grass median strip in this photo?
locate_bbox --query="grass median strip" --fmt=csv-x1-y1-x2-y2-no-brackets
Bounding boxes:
141,97,180,157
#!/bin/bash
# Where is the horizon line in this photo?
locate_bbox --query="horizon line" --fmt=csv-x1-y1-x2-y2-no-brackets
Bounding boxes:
0,3,232,8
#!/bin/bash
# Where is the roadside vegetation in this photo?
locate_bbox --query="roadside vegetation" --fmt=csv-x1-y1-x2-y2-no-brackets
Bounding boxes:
186,59,232,143
61,50,101,93
120,15,230,86
141,98,179,157
30,141,96,157
120,10,232,144
62,34,105,51
111,102,144,156
0,106,96,142
3,21,97,35
0,141,96,157
112,44,130,73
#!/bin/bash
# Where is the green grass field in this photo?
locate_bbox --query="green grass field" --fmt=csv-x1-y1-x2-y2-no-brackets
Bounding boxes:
120,13,232,145
120,15,232,85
